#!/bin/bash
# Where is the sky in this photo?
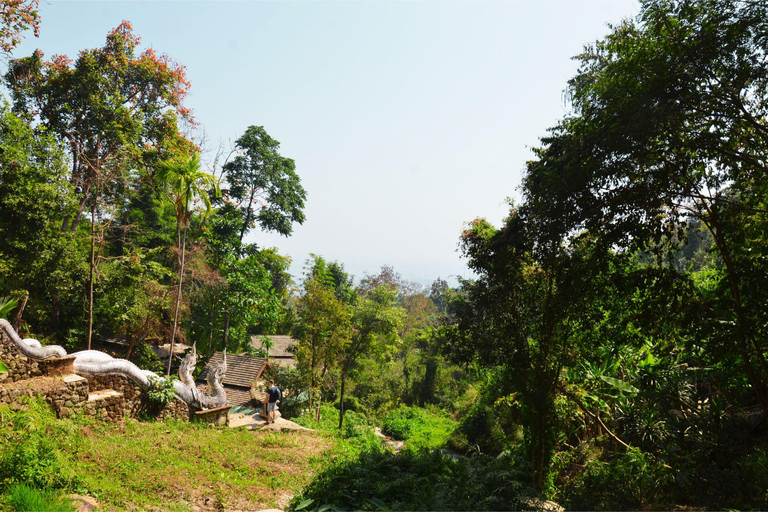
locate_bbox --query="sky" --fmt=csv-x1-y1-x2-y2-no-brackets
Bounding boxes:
11,0,640,288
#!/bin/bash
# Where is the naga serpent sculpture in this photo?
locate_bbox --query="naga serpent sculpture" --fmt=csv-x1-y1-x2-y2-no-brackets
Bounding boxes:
0,318,226,410
178,342,228,409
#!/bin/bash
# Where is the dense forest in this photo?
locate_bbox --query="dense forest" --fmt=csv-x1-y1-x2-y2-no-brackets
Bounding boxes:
1,0,768,510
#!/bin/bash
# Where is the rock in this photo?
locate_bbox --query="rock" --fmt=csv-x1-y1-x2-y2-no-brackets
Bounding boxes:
521,498,564,512
68,494,100,512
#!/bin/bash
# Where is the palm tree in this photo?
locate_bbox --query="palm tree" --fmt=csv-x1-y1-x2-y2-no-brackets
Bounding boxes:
156,152,220,376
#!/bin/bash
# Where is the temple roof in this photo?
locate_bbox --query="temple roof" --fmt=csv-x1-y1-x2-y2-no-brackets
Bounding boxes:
197,351,268,389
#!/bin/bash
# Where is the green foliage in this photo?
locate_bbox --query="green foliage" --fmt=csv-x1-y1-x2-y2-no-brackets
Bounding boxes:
563,447,673,510
381,406,456,451
289,449,537,511
0,106,82,336
3,483,76,512
145,375,177,406
294,403,379,451
0,398,81,491
222,125,307,246
0,297,18,319
732,448,768,509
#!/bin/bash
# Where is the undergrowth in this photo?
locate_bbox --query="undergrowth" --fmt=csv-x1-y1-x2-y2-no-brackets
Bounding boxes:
0,396,330,511
382,405,456,450
2,483,76,512
289,449,537,511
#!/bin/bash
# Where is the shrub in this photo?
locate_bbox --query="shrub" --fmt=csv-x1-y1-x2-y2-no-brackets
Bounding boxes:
334,395,364,415
382,406,457,451
0,398,81,491
294,403,381,456
145,374,176,406
3,483,76,512
563,447,673,510
381,406,423,439
289,448,536,511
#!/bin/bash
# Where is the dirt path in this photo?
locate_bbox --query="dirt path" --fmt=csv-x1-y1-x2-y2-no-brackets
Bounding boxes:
229,410,311,431
374,426,405,451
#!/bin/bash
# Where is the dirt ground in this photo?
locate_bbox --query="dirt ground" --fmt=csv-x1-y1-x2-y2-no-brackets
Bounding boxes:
228,410,310,432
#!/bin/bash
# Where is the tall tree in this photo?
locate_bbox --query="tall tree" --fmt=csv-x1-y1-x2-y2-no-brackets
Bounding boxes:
222,125,306,252
293,274,351,420
155,152,220,375
5,20,194,347
0,0,39,55
0,106,82,334
338,284,402,429
523,0,768,422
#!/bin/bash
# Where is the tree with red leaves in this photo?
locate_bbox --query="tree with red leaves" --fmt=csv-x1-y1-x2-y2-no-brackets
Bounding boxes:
4,20,195,348
0,0,39,55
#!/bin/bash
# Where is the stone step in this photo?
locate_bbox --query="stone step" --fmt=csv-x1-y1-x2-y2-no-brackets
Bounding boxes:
88,389,123,402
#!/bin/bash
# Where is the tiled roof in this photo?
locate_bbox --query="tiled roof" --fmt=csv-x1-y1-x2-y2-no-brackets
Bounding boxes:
252,335,297,358
225,386,253,407
197,352,268,389
196,383,254,407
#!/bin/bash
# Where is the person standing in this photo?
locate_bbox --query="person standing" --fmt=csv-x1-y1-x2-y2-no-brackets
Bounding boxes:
265,380,281,424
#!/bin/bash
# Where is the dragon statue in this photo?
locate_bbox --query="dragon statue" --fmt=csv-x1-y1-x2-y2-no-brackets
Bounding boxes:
0,318,226,410
178,343,228,409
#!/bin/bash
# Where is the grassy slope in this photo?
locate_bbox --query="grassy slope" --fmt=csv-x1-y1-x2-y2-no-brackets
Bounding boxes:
74,418,330,511
0,397,332,512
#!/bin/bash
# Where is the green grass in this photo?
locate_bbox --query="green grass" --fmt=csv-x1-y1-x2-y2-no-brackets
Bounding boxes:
3,483,76,512
74,417,328,510
382,405,457,451
293,403,384,462
0,397,331,511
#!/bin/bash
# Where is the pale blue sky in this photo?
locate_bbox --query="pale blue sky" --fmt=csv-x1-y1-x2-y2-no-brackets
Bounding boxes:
13,0,639,287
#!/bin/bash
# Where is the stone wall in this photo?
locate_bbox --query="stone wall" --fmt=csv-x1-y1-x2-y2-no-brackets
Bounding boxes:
0,326,45,383
0,374,89,417
1,327,193,423
84,373,192,421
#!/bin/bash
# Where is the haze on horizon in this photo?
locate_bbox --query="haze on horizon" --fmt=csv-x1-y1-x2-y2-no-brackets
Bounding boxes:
12,0,640,288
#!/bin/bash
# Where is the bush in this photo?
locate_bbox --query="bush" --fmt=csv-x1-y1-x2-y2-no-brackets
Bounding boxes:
563,447,673,510
3,483,76,512
145,374,176,406
294,403,382,456
334,395,364,415
0,398,81,491
382,406,457,451
289,448,536,511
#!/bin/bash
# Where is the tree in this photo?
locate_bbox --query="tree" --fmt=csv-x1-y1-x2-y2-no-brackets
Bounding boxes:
293,274,351,420
155,152,220,375
5,20,194,347
0,0,39,55
0,106,82,335
444,207,627,489
338,285,403,429
222,125,306,252
5,20,194,233
523,0,768,423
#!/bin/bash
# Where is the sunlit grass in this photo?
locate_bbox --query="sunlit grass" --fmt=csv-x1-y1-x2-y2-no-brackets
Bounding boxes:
73,417,330,511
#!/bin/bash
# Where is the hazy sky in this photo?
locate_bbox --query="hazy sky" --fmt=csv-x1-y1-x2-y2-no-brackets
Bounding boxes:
12,0,640,287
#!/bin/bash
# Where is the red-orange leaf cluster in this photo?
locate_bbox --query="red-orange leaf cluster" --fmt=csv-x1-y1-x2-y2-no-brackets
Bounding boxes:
0,0,39,54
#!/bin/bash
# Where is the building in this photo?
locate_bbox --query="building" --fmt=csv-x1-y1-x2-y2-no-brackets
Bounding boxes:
252,335,298,367
196,351,269,407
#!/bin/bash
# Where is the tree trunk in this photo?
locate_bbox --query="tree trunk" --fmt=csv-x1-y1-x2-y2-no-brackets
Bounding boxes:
223,309,230,350
705,211,768,425
166,227,188,376
14,294,28,332
87,199,96,350
338,370,347,430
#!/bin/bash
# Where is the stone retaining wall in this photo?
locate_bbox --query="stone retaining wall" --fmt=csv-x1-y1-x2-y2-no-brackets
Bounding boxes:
84,373,193,421
0,326,45,383
0,374,89,417
1,327,194,423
